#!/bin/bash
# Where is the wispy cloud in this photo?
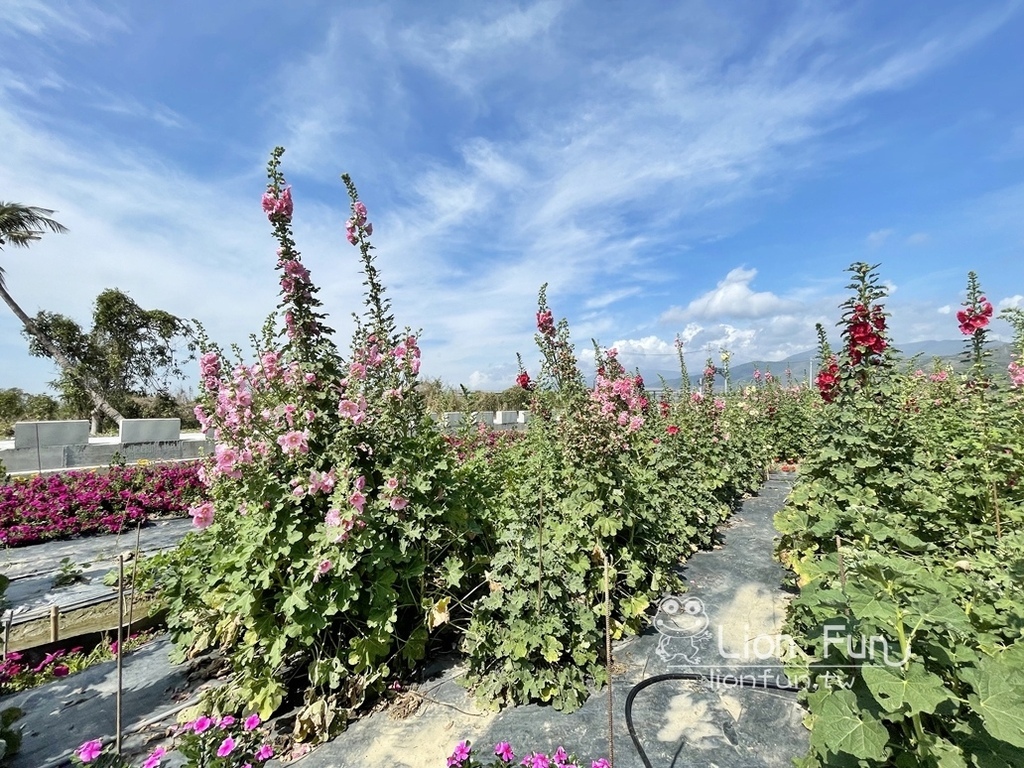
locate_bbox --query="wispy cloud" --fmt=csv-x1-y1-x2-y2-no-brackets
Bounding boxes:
0,0,125,41
867,228,894,248
1,2,1020,393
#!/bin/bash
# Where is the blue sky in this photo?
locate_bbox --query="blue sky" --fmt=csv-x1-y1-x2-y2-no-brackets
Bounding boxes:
2,1,1023,394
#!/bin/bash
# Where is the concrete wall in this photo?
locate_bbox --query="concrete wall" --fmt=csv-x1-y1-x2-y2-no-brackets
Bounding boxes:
434,410,531,432
2,419,212,474
2,413,532,474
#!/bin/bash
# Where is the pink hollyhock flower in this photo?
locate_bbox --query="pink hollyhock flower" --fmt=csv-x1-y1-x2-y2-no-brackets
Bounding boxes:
261,186,293,220
76,739,104,762
216,736,236,757
349,491,367,514
316,560,332,579
389,496,409,511
448,741,471,767
385,477,399,491
256,744,274,760
142,746,166,768
193,716,213,734
354,475,366,492
244,714,261,731
325,508,342,527
277,430,310,455
1010,361,1024,388
189,501,215,530
666,425,679,435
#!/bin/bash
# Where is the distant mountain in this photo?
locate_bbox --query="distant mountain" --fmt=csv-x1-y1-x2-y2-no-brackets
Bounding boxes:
642,339,1014,391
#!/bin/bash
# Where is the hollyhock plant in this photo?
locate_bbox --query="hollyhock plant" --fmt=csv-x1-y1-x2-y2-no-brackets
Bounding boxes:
958,271,994,379
161,147,489,738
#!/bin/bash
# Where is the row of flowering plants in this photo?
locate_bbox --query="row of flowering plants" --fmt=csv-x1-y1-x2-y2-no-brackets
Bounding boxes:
775,264,1024,766
460,287,787,709
147,148,816,756
72,712,274,768
0,463,204,547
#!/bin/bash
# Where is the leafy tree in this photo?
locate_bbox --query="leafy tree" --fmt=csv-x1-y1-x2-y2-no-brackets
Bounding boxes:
25,288,194,432
0,388,62,437
0,202,124,427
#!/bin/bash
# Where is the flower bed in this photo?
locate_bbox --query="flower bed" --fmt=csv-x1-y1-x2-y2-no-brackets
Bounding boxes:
0,463,205,547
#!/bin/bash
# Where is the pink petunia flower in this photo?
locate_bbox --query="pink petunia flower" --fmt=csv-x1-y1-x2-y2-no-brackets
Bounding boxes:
255,744,274,760
142,746,166,768
244,714,261,731
217,736,236,757
75,739,103,762
448,741,471,767
495,741,515,761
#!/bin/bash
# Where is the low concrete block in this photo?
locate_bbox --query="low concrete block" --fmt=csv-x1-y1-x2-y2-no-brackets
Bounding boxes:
494,411,520,425
471,411,496,424
14,421,90,450
119,418,181,444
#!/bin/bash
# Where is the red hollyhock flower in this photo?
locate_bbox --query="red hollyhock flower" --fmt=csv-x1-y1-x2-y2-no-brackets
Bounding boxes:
516,372,533,390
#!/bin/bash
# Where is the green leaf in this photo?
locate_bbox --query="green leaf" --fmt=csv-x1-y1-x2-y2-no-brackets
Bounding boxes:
808,688,890,761
861,661,953,716
962,655,1024,748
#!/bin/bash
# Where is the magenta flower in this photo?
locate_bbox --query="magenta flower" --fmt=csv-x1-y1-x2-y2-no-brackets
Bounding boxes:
592,760,611,768
389,496,409,511
193,715,213,733
244,713,262,731
495,741,515,761
255,744,274,760
75,739,103,762
217,736,236,757
448,741,471,767
142,746,166,768
218,715,236,728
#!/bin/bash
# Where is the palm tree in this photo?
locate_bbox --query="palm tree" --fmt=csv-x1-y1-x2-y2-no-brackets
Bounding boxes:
1,202,124,429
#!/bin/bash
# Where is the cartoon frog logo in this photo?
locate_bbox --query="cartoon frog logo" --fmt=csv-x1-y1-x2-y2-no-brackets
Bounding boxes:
654,595,710,666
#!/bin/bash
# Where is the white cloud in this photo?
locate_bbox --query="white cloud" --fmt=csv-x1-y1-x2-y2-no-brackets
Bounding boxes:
664,267,794,321
999,295,1024,310
906,232,930,245
866,228,894,248
937,305,952,315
